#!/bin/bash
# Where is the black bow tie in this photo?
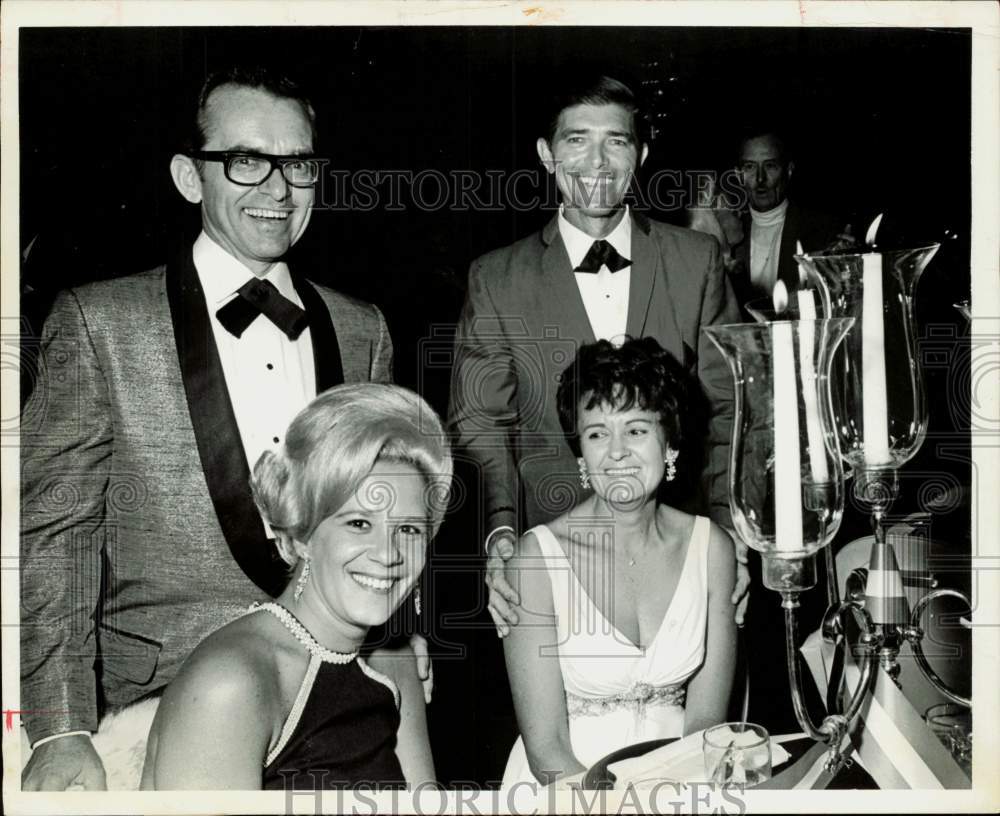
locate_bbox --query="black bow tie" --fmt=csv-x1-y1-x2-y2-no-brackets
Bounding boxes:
215,278,309,340
574,239,631,274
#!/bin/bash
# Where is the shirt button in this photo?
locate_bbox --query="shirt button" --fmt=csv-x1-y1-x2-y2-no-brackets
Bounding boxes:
266,363,274,370
273,436,280,444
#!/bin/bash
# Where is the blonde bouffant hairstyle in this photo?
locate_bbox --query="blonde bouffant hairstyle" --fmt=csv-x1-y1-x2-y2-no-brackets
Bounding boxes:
251,383,453,567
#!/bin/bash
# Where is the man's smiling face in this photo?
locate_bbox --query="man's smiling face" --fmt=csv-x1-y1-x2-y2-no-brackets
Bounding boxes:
195,84,315,274
537,102,648,236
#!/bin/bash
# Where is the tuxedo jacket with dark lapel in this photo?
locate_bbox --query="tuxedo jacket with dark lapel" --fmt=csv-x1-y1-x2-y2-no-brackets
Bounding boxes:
449,212,741,537
20,248,393,742
730,201,843,312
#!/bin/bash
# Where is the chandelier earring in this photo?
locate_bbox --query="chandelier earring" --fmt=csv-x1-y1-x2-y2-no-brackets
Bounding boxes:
577,457,590,489
293,553,311,602
663,447,679,482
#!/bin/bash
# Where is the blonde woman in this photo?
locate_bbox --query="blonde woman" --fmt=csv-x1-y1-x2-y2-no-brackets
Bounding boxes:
142,384,451,790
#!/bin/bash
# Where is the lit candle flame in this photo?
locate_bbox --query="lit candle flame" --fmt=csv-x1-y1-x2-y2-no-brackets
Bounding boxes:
865,213,884,247
773,279,789,314
796,240,808,286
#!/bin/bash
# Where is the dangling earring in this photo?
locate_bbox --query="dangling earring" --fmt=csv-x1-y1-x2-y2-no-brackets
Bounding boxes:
294,554,311,601
577,457,590,489
413,586,422,617
663,447,679,482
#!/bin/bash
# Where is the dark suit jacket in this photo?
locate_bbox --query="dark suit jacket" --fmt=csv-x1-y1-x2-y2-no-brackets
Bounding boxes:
20,249,393,742
448,212,740,537
730,201,843,312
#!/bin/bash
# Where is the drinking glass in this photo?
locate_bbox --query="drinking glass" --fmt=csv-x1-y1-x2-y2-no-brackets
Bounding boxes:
926,703,972,776
703,722,772,786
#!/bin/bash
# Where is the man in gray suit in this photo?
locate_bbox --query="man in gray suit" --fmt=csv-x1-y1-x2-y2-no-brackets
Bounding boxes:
20,66,393,789
449,76,749,634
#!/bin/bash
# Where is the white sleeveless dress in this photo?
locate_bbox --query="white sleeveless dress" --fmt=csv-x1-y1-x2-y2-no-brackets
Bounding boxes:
502,516,711,786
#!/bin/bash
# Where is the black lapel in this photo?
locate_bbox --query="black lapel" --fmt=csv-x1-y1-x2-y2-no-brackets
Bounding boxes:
777,203,803,291
292,273,344,392
166,248,289,597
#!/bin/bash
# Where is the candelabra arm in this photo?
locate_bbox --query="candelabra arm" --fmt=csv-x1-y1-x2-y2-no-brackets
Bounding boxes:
903,589,972,707
784,594,880,755
824,541,840,607
839,604,880,725
783,593,827,741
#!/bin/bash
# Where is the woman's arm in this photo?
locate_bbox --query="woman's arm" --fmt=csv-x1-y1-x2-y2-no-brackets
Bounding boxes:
144,639,273,789
683,523,738,735
368,644,435,785
503,532,585,785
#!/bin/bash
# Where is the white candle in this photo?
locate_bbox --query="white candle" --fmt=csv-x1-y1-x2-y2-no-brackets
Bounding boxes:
797,289,829,483
772,321,804,551
862,253,891,464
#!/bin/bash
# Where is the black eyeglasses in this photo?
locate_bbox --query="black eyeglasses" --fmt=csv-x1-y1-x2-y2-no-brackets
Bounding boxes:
190,151,323,188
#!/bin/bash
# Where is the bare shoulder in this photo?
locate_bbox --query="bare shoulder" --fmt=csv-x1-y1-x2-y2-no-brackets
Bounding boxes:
658,505,698,542
367,642,417,687
545,510,595,556
706,520,735,556
704,520,737,592
163,612,290,714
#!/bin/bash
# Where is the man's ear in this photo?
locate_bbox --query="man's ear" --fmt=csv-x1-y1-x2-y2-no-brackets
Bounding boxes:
536,137,556,175
170,154,203,204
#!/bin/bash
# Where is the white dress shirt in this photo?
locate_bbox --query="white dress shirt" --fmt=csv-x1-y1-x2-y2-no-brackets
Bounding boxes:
558,206,632,343
486,208,634,553
194,231,316,472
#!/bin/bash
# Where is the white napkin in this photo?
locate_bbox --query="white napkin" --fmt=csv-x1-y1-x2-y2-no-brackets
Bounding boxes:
607,732,792,787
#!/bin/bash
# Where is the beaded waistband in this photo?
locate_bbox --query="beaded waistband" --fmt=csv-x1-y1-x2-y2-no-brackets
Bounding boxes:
566,682,686,719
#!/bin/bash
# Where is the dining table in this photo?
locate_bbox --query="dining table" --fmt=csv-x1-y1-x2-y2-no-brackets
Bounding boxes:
545,731,879,792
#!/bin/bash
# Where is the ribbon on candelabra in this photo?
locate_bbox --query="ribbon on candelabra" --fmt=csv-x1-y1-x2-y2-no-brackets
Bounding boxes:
800,628,970,788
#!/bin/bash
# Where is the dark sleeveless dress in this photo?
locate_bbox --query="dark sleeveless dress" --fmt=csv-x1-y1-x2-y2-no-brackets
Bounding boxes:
252,603,406,790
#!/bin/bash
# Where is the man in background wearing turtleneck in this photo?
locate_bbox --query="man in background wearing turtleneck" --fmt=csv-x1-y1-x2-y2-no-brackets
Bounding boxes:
730,130,853,314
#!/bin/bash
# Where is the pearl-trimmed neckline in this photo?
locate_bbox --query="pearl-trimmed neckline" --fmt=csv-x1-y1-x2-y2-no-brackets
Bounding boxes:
250,601,358,664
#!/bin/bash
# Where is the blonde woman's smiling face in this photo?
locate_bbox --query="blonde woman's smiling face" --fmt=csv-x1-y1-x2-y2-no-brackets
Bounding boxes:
305,460,429,633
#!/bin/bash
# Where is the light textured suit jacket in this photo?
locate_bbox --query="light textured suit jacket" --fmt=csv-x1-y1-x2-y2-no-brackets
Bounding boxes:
20,248,393,742
448,212,740,537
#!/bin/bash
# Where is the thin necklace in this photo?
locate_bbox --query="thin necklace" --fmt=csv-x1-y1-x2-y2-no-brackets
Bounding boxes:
250,601,358,664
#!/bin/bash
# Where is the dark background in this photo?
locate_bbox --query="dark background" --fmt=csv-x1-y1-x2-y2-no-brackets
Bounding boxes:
19,25,973,785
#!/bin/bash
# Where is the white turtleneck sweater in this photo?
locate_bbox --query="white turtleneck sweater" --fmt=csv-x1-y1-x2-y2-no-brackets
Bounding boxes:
749,199,789,295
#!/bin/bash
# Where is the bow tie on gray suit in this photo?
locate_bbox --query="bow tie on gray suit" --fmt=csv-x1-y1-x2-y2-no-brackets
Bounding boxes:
215,278,309,339
574,240,631,274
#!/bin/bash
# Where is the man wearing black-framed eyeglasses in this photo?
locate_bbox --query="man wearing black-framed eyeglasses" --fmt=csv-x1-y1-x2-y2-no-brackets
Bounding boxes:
21,65,410,790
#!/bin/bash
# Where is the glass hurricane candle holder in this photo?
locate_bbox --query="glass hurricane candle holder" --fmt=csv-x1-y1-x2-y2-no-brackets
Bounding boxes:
704,318,854,593
705,317,878,769
794,244,940,496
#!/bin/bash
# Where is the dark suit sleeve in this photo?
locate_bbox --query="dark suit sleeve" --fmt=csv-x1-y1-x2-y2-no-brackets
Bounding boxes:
697,239,742,529
20,290,108,741
369,303,394,383
448,258,519,536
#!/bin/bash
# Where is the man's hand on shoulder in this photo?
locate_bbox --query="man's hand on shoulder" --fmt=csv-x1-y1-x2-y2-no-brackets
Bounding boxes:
728,532,751,626
485,529,520,637
22,733,106,791
408,633,434,705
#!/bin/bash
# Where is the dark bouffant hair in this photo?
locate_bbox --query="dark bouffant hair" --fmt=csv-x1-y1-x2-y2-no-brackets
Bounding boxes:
556,337,690,458
542,74,649,148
